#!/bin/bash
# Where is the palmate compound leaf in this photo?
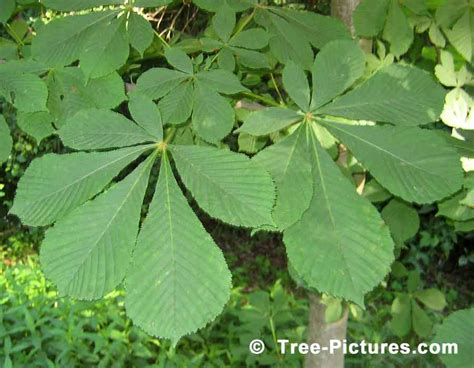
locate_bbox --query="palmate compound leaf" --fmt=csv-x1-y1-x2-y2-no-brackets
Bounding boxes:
253,124,313,230
433,308,474,368
125,153,232,344
59,108,156,150
320,121,464,204
133,66,246,141
170,144,275,228
10,145,151,226
318,64,446,126
284,124,394,304
40,154,155,299
32,7,154,77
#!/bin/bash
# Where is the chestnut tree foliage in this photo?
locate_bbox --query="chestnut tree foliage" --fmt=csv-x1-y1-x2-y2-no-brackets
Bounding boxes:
0,0,470,351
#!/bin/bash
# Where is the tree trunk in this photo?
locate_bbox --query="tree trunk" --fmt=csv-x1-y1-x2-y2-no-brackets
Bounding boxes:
331,0,372,52
331,0,360,36
305,294,348,368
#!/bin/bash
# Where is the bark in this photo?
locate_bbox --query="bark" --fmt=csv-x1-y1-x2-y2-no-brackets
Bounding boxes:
331,0,360,36
331,0,373,52
305,294,349,368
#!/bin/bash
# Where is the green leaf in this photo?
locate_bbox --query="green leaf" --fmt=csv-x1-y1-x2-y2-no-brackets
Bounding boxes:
461,189,474,207
238,132,266,154
193,0,255,12
170,145,275,227
164,47,194,75
134,0,173,6
407,270,421,293
213,5,235,43
253,125,312,230
284,127,394,304
362,179,392,203
238,107,301,136
192,83,234,143
433,308,474,368
0,0,15,23
454,219,474,233
311,40,365,110
195,69,247,94
32,10,119,67
0,59,49,75
42,0,122,11
262,12,314,70
128,94,163,140
80,15,129,78
0,37,18,60
390,294,412,337
16,111,55,143
322,122,463,204
47,67,126,128
429,22,446,48
59,108,155,150
381,198,420,245
444,11,474,63
438,192,474,221
412,300,432,338
217,47,236,71
229,28,269,49
40,155,154,299
382,0,413,57
233,48,269,69
282,61,310,111
127,12,153,56
11,145,150,226
125,154,231,344
158,81,194,125
0,71,48,112
133,68,189,100
353,0,390,37
435,0,470,28
319,65,446,126
272,8,351,49
415,288,447,311
0,115,12,164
